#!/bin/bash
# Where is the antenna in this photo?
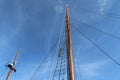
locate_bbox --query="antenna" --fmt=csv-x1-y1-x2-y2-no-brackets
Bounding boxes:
6,49,20,80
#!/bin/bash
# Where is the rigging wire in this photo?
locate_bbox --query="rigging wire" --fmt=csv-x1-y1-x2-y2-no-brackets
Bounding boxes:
76,22,120,40
51,59,58,80
48,38,64,80
51,30,66,80
72,49,83,80
0,68,8,80
72,26,120,66
74,58,83,80
49,13,67,80
35,25,65,79
30,38,59,80
0,68,6,79
13,72,16,80
70,16,120,40
49,45,63,80
51,40,67,80
50,42,64,80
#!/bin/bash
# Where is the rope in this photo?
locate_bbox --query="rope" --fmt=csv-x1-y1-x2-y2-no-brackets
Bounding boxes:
72,26,120,66
30,10,66,79
0,68,6,79
49,12,67,80
51,43,67,80
50,30,66,80
70,16,120,40
74,56,83,80
30,38,59,80
72,46,83,80
12,72,16,80
78,22,120,40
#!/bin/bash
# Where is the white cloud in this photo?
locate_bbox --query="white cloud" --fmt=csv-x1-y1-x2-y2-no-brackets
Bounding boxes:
98,0,108,15
55,5,64,14
98,0,108,6
97,0,115,16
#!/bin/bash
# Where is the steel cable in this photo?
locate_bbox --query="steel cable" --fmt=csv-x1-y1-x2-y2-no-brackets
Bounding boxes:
72,26,120,66
79,22,120,40
30,38,59,80
70,17,120,40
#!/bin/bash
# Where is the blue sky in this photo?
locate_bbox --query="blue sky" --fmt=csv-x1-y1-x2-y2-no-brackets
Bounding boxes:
0,0,120,80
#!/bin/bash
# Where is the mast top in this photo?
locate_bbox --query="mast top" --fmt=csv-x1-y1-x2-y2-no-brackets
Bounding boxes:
66,4,69,19
66,4,68,7
66,4,70,30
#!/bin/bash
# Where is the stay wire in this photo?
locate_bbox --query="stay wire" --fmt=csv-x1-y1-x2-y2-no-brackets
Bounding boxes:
30,38,59,80
70,16,120,40
51,38,65,79
51,38,64,80
72,26,120,66
11,72,16,80
74,58,83,80
0,68,6,79
72,48,83,80
79,22,120,40
71,34,83,80
50,14,66,80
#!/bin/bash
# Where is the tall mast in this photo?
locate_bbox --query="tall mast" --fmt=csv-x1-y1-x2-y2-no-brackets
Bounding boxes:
6,49,20,80
66,5,75,80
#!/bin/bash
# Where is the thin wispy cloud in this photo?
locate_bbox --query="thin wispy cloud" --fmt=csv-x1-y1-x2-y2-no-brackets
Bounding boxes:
58,0,64,4
98,0,108,14
55,5,64,14
97,0,113,15
54,0,64,14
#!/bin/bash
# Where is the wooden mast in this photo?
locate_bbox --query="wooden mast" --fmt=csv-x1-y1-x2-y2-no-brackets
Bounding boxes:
66,5,75,80
6,49,20,80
